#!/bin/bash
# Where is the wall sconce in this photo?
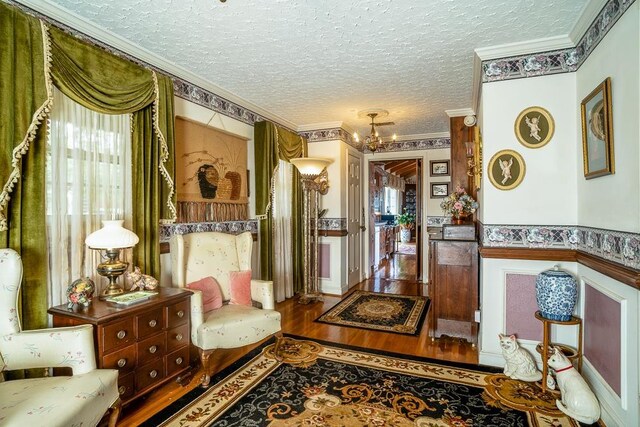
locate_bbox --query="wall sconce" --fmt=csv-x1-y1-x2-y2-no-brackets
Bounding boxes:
290,157,333,304
465,138,482,190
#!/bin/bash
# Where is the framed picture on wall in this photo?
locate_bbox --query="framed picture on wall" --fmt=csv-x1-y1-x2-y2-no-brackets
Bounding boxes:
429,160,450,176
581,77,614,179
487,149,526,190
514,106,555,148
430,182,450,198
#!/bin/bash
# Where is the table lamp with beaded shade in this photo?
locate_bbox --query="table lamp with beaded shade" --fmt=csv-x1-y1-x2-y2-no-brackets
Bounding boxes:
85,220,139,298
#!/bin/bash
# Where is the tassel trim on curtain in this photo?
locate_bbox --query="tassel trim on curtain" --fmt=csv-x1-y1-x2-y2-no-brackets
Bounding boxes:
0,21,54,232
151,71,177,224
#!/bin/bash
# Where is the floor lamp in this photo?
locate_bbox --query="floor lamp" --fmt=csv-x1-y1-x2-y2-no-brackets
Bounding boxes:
290,157,333,304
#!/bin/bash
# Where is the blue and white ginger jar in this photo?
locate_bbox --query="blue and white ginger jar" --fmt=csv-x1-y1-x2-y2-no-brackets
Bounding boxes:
535,265,577,321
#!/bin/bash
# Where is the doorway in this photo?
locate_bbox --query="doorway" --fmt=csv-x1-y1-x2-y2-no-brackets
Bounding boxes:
368,158,422,281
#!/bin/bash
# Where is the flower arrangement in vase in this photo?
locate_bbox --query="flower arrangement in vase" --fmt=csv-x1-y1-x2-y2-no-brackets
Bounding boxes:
440,186,478,224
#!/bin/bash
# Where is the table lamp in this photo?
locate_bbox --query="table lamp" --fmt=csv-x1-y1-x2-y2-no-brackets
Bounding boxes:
85,220,139,298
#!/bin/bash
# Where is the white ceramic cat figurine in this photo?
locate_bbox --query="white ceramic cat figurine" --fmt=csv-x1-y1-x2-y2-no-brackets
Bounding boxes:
548,347,600,424
498,333,542,382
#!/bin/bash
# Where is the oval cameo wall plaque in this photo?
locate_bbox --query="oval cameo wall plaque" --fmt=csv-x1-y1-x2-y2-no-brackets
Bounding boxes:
488,150,526,190
514,106,554,148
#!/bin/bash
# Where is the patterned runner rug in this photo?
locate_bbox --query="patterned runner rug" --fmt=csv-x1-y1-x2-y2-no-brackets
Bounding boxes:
142,336,597,427
315,290,429,335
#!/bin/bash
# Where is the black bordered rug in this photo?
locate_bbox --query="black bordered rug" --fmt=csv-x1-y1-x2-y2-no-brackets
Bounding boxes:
315,290,429,335
141,336,596,427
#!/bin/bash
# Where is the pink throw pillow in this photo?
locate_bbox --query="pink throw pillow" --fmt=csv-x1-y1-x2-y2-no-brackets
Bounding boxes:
186,277,223,312
229,270,252,306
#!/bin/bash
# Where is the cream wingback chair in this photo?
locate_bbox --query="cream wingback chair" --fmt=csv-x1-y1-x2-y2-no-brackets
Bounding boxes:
0,249,121,427
170,231,282,387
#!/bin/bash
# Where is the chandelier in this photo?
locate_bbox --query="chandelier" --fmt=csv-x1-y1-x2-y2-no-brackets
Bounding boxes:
354,112,396,153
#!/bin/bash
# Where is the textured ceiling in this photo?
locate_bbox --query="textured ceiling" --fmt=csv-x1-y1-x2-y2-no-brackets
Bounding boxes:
44,0,588,136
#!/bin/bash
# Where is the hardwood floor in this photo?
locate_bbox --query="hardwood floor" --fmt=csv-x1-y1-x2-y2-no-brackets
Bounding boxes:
117,252,477,426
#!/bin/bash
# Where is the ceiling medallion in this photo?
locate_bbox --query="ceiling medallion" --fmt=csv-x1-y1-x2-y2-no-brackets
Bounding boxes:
354,110,396,154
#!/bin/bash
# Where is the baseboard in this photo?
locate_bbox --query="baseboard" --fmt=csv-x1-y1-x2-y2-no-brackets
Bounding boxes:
582,359,627,427
320,280,343,296
479,350,505,368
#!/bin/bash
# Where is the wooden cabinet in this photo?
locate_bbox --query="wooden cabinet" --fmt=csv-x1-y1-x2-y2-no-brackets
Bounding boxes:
48,287,192,405
428,238,478,345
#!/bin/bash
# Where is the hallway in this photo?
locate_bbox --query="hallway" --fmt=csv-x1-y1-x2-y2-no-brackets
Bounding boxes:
374,241,418,281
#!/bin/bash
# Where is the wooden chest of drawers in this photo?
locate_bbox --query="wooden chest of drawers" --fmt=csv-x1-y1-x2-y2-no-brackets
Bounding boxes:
49,287,192,404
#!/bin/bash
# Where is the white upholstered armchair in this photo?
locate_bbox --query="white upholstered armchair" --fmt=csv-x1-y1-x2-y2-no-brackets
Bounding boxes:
170,231,282,387
0,249,121,426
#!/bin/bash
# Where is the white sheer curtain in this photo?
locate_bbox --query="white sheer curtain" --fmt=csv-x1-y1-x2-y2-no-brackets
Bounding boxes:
272,159,293,302
46,87,132,307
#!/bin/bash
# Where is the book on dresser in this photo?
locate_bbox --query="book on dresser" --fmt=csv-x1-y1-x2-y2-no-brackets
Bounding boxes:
48,286,193,404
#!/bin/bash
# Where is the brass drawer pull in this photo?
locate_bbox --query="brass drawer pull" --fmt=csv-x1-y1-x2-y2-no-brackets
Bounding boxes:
116,330,126,340
176,310,185,318
118,385,126,395
176,333,183,341
175,357,183,365
149,370,158,378
148,319,157,328
149,345,158,354
117,358,127,368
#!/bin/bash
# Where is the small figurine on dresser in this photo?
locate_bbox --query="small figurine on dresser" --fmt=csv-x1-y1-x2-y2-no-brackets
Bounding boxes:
548,347,600,424
498,333,542,382
66,277,95,309
126,266,159,291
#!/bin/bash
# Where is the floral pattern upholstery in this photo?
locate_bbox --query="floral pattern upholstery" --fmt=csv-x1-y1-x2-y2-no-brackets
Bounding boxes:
170,232,281,351
0,249,119,426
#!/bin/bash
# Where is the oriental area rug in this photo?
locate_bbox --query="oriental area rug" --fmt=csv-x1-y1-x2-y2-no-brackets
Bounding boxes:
315,290,429,335
142,337,597,427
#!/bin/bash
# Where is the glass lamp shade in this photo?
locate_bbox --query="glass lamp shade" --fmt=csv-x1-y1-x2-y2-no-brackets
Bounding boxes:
85,220,139,250
290,157,333,178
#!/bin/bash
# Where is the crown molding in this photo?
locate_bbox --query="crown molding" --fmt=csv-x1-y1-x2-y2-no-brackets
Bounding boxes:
474,35,573,61
14,0,298,130
569,0,610,44
445,108,475,118
297,121,345,131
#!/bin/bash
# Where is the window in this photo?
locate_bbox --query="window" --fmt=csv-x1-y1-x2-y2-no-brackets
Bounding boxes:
46,88,132,308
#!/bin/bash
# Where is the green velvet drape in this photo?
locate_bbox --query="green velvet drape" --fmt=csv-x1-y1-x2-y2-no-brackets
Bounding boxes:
47,26,176,279
254,121,306,293
0,3,50,336
0,1,175,336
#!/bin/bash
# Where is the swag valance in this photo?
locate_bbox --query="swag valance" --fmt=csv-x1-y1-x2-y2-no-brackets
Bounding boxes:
0,2,175,330
254,121,307,289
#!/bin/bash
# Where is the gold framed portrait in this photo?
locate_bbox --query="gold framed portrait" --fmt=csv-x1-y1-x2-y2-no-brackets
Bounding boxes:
488,150,526,191
581,77,614,179
514,106,555,148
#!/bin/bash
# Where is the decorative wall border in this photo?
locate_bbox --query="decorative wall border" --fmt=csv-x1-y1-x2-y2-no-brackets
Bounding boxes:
317,218,347,232
160,220,258,243
427,216,449,227
480,223,640,270
481,0,636,82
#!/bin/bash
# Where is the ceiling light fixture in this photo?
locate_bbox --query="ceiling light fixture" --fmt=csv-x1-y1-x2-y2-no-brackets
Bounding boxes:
354,112,396,153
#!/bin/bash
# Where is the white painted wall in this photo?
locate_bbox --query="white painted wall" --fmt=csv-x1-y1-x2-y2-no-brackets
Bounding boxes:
479,258,580,368
481,72,578,225
576,3,640,233
577,264,639,427
307,140,345,218
478,5,640,425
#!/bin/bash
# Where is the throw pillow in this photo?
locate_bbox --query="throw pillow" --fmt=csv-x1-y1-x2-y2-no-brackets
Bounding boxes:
186,277,223,312
229,270,252,306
